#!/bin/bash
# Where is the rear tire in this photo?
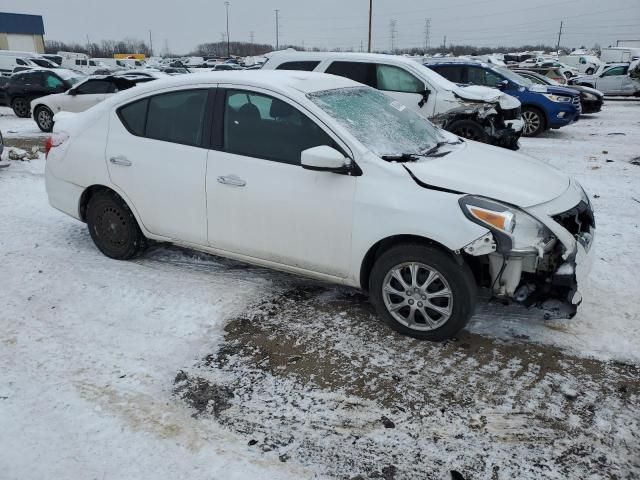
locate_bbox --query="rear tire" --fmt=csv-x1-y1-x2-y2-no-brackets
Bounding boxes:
11,97,30,118
446,119,490,144
369,244,477,341
34,105,54,132
86,190,146,260
521,106,546,137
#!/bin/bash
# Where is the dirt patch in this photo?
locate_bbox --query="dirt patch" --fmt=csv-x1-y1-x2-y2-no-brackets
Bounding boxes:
174,371,234,418
175,285,640,479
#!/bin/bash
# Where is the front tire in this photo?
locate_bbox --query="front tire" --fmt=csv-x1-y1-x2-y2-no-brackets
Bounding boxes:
521,106,546,137
585,68,595,75
369,244,477,341
11,97,30,118
446,119,490,144
86,190,146,260
34,105,54,132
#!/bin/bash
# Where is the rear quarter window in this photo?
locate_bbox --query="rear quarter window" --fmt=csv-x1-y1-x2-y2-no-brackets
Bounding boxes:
275,61,320,71
118,98,148,136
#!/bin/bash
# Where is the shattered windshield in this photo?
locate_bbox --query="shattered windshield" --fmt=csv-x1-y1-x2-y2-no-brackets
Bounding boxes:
308,86,444,157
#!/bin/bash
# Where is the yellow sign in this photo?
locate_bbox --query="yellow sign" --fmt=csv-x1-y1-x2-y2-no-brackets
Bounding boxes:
114,54,146,60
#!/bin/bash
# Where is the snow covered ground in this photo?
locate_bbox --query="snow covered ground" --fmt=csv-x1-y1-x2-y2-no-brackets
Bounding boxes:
1,101,639,479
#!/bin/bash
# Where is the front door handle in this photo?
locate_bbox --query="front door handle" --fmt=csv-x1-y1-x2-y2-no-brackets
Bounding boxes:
217,174,246,187
109,155,132,167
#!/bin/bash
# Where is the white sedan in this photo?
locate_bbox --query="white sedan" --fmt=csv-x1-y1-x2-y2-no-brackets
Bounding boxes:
44,71,595,340
30,75,155,132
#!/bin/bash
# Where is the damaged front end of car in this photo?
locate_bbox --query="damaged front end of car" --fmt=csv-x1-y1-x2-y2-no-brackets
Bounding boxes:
432,101,522,151
458,186,595,319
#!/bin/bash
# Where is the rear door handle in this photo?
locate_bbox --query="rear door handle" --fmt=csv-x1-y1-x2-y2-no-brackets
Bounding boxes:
217,174,246,187
109,155,132,167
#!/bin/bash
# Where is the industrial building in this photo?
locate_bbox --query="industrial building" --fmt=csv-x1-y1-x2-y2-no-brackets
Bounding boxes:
0,12,45,53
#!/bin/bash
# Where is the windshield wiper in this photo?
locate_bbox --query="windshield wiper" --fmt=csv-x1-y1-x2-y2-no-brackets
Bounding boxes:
420,141,449,157
380,153,420,162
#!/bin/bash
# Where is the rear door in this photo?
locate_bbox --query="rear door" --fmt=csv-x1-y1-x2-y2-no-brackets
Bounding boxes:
106,88,211,245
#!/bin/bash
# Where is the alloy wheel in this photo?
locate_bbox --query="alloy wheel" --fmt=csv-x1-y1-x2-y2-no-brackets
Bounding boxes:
522,110,541,136
12,98,29,117
37,108,53,131
382,262,453,331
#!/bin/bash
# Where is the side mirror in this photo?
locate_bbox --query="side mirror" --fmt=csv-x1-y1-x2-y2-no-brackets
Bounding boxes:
301,146,350,173
418,88,431,108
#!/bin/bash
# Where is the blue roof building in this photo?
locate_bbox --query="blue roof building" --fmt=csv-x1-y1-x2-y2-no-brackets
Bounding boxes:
0,12,46,53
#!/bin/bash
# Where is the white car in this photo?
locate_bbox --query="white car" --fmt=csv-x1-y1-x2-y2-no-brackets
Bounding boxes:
30,75,155,132
571,63,640,96
45,71,595,340
559,55,602,75
263,52,524,150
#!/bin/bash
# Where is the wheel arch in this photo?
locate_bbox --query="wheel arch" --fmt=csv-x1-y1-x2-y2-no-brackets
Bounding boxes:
359,234,462,292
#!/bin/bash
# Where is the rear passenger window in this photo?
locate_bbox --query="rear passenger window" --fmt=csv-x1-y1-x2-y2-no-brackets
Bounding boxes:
75,80,114,94
376,64,424,93
276,61,320,71
117,89,208,146
146,90,208,146
325,61,376,87
429,65,465,83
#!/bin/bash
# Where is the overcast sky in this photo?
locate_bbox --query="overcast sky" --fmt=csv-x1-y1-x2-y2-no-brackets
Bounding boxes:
5,0,640,53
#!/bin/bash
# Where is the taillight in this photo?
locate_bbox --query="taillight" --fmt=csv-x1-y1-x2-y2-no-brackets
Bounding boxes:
44,133,69,159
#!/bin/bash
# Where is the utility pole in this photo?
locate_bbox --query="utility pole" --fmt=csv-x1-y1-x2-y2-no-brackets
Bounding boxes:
148,30,153,57
389,19,397,53
224,2,231,57
443,35,447,49
556,20,563,53
367,0,373,52
424,18,431,52
275,9,280,50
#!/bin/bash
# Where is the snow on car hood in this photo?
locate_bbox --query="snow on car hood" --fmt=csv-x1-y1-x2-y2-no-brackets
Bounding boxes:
453,85,520,110
405,140,570,208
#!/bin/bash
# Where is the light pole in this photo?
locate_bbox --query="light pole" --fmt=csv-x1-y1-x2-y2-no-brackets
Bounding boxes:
224,2,230,57
368,0,372,53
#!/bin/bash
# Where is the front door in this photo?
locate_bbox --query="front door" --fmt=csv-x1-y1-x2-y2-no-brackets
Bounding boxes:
206,87,356,278
596,66,626,94
106,88,210,245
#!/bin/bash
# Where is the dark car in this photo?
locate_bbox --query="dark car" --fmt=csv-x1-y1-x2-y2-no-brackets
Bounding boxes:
0,76,8,106
514,69,604,114
5,68,85,118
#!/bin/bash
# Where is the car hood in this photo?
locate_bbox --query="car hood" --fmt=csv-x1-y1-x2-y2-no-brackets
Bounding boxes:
453,84,501,102
569,84,603,97
404,140,570,208
540,85,579,97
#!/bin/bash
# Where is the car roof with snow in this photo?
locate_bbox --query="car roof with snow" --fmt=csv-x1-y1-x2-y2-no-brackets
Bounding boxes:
264,51,458,90
99,70,362,107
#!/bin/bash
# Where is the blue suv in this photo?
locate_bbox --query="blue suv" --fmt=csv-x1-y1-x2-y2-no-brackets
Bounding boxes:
424,60,581,137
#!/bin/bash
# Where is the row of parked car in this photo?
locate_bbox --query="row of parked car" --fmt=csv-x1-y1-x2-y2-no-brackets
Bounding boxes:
2,51,638,149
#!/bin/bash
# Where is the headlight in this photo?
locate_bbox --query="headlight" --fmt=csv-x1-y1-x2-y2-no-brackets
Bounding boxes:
582,92,597,100
543,94,572,103
459,196,553,254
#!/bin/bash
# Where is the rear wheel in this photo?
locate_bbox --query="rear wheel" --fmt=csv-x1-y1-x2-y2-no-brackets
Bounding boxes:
11,97,30,118
447,119,490,144
34,106,54,132
369,244,477,341
522,106,546,137
86,190,146,260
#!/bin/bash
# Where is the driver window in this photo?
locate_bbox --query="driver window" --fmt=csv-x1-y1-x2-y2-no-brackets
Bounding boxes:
375,65,424,93
75,80,115,94
602,66,627,77
223,89,335,165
